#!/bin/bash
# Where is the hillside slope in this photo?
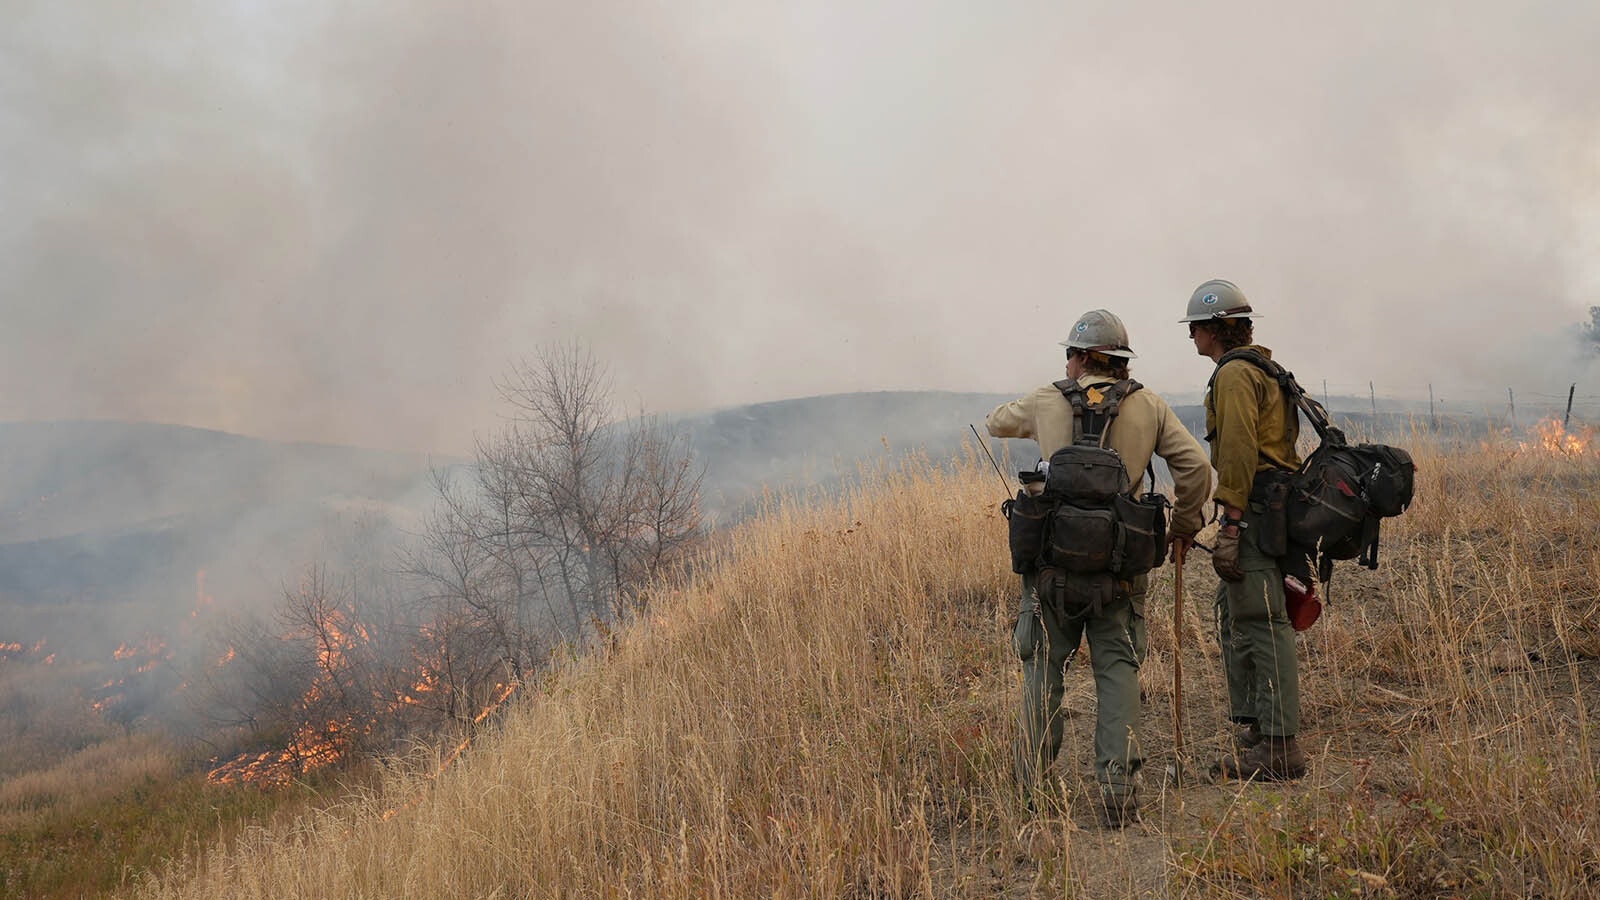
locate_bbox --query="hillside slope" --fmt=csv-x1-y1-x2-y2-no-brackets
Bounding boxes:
0,420,441,607
683,390,1017,518
0,420,438,545
135,435,1600,898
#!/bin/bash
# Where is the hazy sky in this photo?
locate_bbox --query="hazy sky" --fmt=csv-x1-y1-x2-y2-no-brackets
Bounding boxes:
5,1,1599,452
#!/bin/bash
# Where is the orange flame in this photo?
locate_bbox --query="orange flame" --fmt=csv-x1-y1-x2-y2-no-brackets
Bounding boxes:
205,598,519,789
0,639,48,665
1488,418,1597,457
206,601,379,786
96,636,174,717
1530,418,1595,455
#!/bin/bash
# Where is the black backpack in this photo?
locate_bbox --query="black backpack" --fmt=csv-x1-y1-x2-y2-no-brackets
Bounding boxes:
1213,350,1416,584
1006,379,1170,616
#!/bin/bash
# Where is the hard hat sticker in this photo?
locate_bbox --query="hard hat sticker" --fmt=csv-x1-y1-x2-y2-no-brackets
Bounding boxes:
1075,321,1088,333
1202,293,1219,305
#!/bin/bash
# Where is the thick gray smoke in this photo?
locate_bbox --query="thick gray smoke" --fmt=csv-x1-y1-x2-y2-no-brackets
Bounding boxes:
5,1,1600,452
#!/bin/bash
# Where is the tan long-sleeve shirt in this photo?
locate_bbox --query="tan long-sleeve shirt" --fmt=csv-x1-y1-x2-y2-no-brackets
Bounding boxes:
985,375,1212,537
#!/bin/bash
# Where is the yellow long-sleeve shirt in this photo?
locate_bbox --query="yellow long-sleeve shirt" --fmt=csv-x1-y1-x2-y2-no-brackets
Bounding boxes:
985,375,1212,537
1204,345,1303,511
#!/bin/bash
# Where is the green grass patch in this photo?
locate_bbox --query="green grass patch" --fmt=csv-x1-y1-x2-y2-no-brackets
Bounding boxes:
0,765,341,899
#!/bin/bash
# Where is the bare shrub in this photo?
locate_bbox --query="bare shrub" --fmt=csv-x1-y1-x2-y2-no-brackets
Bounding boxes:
194,562,439,784
407,343,704,679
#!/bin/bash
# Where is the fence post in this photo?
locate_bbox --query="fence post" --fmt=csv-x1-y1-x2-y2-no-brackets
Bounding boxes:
1429,383,1436,429
1370,381,1377,419
1508,388,1516,429
1565,383,1576,430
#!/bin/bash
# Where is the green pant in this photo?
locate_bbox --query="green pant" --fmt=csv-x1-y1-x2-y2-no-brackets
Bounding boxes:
1013,572,1141,800
1214,513,1300,736
1128,573,1149,663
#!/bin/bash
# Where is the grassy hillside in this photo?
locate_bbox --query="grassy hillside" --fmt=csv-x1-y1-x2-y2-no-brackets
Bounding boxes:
128,430,1600,897
683,390,1018,520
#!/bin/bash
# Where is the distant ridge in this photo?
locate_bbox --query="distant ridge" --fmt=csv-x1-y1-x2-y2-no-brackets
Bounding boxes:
679,390,1015,517
677,389,1208,518
0,420,439,545
0,392,1207,607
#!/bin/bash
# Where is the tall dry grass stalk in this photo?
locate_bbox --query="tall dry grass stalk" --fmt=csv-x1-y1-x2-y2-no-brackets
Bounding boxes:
134,432,1600,898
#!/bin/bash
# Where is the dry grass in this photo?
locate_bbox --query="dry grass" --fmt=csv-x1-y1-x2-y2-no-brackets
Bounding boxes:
0,734,175,832
131,434,1600,899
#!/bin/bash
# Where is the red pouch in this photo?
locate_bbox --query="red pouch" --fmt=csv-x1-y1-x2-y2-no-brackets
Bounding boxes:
1285,576,1322,632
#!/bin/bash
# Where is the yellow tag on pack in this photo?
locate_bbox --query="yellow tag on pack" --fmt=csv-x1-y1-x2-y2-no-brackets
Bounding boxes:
1086,386,1105,406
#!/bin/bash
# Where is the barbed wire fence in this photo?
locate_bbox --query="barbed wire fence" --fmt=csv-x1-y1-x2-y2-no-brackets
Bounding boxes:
1174,379,1600,441
1313,379,1600,433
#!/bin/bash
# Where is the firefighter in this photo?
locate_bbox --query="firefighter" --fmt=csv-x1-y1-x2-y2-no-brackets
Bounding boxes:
987,309,1210,825
1182,278,1307,780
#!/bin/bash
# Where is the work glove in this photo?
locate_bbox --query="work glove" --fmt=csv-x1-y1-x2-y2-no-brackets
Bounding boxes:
1212,528,1245,582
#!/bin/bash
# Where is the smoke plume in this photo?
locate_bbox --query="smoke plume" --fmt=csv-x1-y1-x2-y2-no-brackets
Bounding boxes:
4,1,1600,451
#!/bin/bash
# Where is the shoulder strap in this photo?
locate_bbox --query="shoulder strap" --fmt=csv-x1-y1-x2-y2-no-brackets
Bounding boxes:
1054,378,1143,448
1209,349,1344,445
1140,460,1160,497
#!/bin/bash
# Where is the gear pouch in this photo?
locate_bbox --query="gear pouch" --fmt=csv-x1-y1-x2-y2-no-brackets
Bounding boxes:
1046,505,1118,574
1037,567,1118,620
1013,604,1041,660
1113,493,1168,576
1044,445,1130,504
1006,490,1050,574
1249,471,1292,559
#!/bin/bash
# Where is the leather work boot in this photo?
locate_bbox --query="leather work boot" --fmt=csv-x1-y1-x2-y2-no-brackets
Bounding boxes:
1215,736,1306,781
1097,790,1138,829
1232,722,1264,752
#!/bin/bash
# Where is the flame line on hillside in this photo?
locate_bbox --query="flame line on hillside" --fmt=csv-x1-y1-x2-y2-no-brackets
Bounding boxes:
379,680,520,822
